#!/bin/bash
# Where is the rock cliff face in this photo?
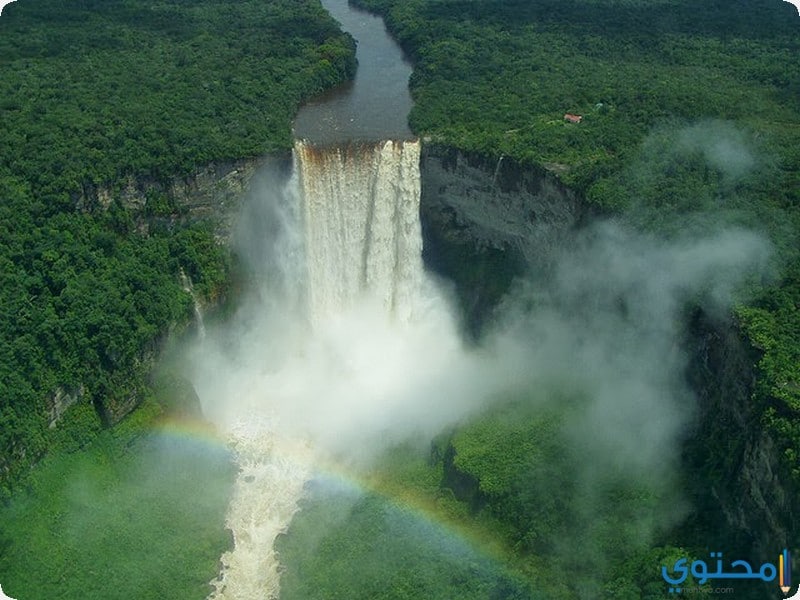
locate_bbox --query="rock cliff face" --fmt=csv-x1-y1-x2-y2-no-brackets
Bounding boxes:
77,157,286,242
420,143,590,267
684,311,795,562
418,142,593,334
419,143,793,565
48,386,84,429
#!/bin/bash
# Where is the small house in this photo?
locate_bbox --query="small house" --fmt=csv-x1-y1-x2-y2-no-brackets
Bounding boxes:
564,113,583,123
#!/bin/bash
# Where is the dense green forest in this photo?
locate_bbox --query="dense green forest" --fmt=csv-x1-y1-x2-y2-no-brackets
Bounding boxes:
0,0,355,496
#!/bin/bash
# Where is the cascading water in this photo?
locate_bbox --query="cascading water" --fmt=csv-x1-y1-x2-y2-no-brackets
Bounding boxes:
205,138,447,600
180,267,207,340
295,140,424,323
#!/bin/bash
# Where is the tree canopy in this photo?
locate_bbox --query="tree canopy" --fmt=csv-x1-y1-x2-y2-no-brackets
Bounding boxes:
0,0,356,497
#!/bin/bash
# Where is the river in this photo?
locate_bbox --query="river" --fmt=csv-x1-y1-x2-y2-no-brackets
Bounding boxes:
292,0,414,144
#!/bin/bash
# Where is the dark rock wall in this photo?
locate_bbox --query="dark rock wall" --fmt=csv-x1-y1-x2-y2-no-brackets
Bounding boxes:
418,142,793,565
683,310,795,563
418,143,593,335
419,143,590,269
76,155,293,243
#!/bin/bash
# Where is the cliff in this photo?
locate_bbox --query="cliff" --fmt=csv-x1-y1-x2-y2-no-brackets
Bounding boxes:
76,157,282,243
418,142,594,335
419,142,796,569
683,310,796,562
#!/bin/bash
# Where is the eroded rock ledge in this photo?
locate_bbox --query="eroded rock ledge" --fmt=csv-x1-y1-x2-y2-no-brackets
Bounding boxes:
76,156,290,243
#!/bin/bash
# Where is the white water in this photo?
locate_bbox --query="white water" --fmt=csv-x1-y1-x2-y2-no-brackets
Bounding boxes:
208,420,311,600
205,139,463,600
295,140,425,323
179,268,207,340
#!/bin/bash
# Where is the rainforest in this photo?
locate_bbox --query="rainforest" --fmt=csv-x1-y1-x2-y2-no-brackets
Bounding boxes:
0,1,798,599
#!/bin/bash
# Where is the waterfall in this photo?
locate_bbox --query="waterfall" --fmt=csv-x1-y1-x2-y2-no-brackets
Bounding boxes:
207,138,436,600
492,154,505,187
179,267,206,340
295,139,425,324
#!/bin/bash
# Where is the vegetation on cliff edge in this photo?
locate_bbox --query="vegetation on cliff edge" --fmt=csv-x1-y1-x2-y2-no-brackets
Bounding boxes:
0,0,356,497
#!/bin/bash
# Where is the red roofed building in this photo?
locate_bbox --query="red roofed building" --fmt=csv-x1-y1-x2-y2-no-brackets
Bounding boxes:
564,113,583,123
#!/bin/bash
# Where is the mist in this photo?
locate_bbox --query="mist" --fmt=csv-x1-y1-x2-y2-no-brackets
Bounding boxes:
187,148,511,464
492,220,770,468
183,140,773,597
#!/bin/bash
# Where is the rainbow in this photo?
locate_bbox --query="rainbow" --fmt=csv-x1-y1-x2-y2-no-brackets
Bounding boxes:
151,415,231,451
149,415,515,569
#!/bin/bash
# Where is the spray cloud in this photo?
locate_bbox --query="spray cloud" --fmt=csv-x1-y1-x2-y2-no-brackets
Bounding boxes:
186,138,772,598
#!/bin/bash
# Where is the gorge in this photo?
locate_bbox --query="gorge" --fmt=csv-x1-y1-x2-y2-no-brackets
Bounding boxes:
0,0,797,598
189,3,784,599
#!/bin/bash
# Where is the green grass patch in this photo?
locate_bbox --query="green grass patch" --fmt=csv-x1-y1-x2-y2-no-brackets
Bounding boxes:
0,402,235,600
276,470,535,600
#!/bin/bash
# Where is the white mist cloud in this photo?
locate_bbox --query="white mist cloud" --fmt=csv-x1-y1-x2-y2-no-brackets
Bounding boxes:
472,220,772,584
194,297,485,456
677,121,756,183
186,155,772,480
490,221,771,477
